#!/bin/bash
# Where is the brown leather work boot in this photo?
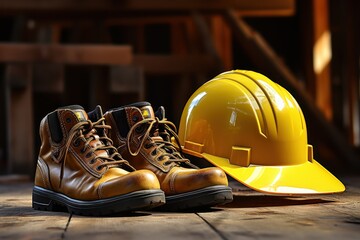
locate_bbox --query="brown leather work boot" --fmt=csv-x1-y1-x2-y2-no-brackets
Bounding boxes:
104,102,233,211
33,105,165,216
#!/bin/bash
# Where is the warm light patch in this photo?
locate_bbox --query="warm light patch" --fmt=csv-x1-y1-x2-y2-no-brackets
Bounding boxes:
313,31,332,74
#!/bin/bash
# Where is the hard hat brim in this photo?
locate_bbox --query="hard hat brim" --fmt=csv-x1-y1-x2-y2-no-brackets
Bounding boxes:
200,153,345,195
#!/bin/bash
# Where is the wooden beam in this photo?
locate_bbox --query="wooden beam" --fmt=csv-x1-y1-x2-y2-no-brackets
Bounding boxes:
192,12,224,74
223,10,359,169
0,44,132,65
210,14,233,70
5,64,34,175
300,0,332,120
340,1,360,145
313,0,332,120
133,54,217,74
170,21,188,55
0,0,295,16
0,73,6,173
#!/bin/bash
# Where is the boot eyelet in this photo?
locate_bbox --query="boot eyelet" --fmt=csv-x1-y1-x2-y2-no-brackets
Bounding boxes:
66,117,72,123
151,150,157,156
52,151,59,158
73,140,80,147
85,152,92,158
132,115,139,122
135,126,143,134
96,166,103,171
89,158,95,164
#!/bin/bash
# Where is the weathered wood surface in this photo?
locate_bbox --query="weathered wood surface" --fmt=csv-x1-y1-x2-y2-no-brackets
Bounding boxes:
0,182,69,240
0,176,359,240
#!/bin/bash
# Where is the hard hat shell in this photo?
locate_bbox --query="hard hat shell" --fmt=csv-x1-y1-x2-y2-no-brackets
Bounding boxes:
179,70,345,194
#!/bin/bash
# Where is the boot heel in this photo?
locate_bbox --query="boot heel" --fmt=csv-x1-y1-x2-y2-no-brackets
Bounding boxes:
32,187,66,212
32,189,54,211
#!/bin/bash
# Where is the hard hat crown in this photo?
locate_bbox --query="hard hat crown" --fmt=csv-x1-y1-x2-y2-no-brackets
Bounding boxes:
179,70,345,194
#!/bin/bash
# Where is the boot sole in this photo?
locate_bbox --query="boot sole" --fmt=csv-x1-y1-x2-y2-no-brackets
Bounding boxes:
158,185,233,211
32,186,165,216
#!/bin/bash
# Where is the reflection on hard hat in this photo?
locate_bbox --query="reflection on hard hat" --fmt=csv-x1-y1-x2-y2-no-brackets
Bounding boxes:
186,91,207,127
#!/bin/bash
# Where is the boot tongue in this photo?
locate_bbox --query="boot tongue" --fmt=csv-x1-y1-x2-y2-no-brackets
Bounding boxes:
87,105,103,122
155,106,166,120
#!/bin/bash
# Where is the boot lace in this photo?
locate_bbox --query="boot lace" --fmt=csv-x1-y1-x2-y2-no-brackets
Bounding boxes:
127,118,197,168
58,117,133,187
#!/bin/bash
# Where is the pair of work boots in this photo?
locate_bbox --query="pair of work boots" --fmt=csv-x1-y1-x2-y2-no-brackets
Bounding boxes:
33,102,233,215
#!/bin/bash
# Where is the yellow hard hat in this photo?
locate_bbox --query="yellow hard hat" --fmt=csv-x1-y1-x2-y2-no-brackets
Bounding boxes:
178,70,345,195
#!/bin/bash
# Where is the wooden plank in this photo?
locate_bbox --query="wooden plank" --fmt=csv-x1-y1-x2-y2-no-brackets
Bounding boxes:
223,10,360,170
0,0,295,16
133,54,217,74
65,212,222,239
200,195,360,239
0,183,70,239
198,177,360,239
106,16,189,26
0,179,360,239
0,43,132,65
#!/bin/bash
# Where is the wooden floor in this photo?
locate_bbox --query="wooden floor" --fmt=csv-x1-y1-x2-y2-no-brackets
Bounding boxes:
1,175,360,240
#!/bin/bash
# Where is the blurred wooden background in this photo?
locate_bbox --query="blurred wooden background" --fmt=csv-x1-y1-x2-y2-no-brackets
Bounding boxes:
0,0,359,178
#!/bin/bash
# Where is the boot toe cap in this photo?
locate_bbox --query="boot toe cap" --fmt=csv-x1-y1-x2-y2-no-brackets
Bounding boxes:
166,167,228,195
99,170,160,198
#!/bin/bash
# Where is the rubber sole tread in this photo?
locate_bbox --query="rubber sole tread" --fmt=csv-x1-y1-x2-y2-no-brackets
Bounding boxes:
157,185,233,211
32,186,165,216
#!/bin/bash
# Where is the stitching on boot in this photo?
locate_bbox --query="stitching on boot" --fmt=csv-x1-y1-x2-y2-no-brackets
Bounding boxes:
125,108,134,128
37,157,51,189
37,161,47,188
